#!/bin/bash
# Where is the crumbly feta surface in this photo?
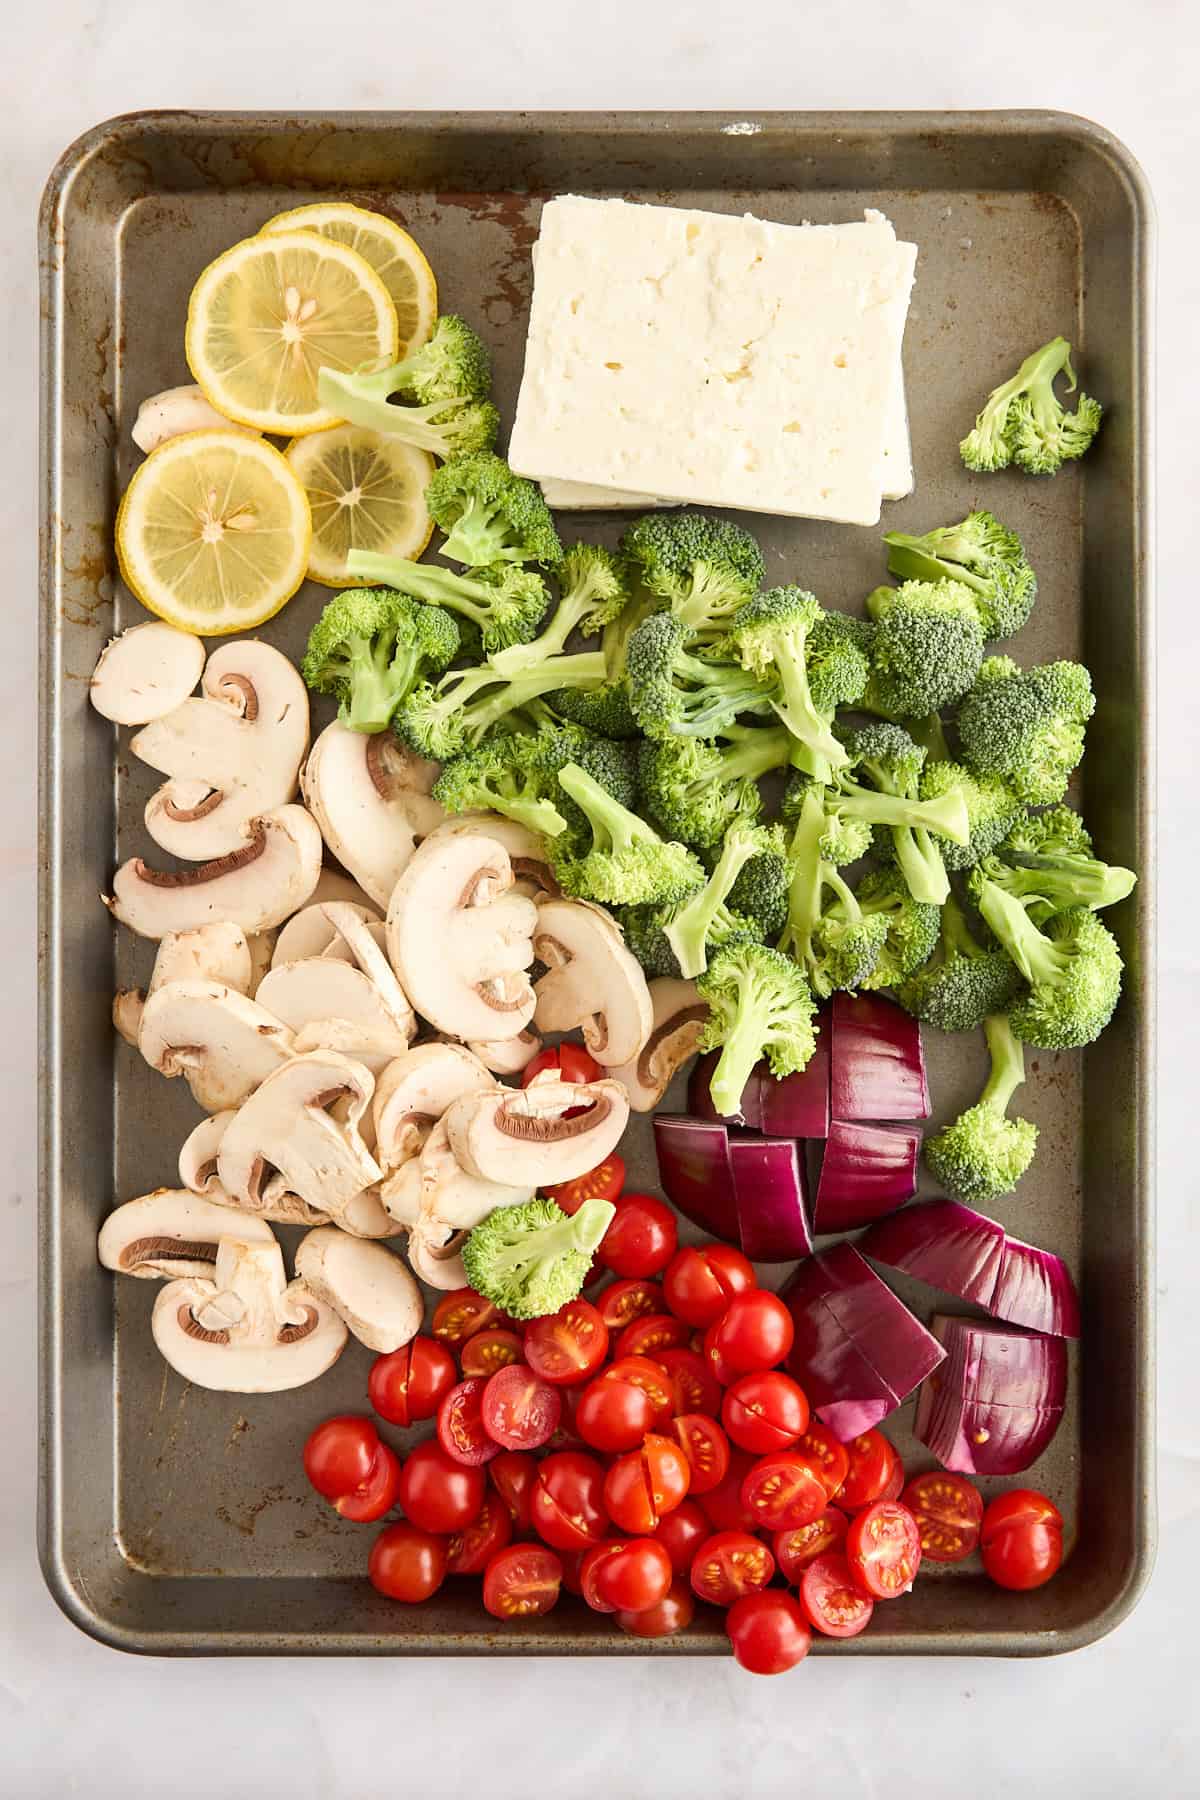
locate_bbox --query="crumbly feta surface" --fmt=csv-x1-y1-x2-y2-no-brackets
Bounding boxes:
508,197,917,526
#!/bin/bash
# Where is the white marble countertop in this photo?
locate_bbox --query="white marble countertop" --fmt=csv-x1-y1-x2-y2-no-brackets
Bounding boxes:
3,2,1195,1792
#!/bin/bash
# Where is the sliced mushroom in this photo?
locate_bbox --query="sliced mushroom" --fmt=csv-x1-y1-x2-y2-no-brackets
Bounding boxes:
151,1238,347,1393
216,1052,382,1220
132,383,259,454
381,1118,531,1234
467,1030,543,1075
407,1223,470,1292
339,1186,406,1240
386,833,538,1041
606,977,707,1111
445,1075,631,1188
294,1227,422,1353
113,989,145,1047
245,930,275,995
90,623,205,725
273,899,382,967
107,804,324,939
308,867,380,911
138,979,295,1112
148,921,253,996
177,1112,331,1226
98,1187,276,1279
372,1042,497,1172
254,958,413,1076
426,814,559,900
134,642,310,859
301,722,445,908
533,898,653,1068
320,903,415,1036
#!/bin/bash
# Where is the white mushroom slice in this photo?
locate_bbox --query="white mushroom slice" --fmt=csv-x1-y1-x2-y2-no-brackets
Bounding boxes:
406,1226,469,1292
301,723,445,908
90,623,205,725
152,1238,347,1393
113,989,145,1047
148,921,253,997
533,899,653,1068
245,931,275,995
380,1118,531,1234
131,383,259,454
107,805,324,939
308,868,380,911
426,814,559,899
294,1227,422,1353
98,1188,276,1279
340,1186,405,1240
607,977,708,1111
373,1042,497,1172
177,1112,332,1226
135,642,310,859
273,899,382,967
217,1052,382,1219
255,959,413,1076
387,834,538,1041
321,903,415,1034
467,1030,542,1075
138,979,295,1112
445,1076,631,1188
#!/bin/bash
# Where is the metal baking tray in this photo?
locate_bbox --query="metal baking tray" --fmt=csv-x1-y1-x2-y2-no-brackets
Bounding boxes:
39,110,1155,1656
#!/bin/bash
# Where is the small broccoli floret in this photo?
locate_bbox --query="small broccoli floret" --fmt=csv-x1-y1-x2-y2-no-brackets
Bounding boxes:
548,680,641,740
432,728,592,836
319,370,498,460
864,581,986,717
781,772,874,863
724,588,859,781
896,892,1024,1033
395,651,606,761
960,337,1102,475
883,511,1037,640
779,788,888,998
636,725,790,849
1001,804,1093,861
976,879,1123,1048
549,761,704,906
957,655,1095,805
462,1196,616,1320
824,723,970,906
625,612,775,741
723,823,791,940
924,1014,1039,1202
489,544,632,681
300,586,460,733
355,314,492,406
622,512,764,637
346,552,549,654
919,759,1024,871
852,865,942,989
617,905,686,979
424,452,562,569
968,806,1137,923
697,942,818,1118
660,820,775,978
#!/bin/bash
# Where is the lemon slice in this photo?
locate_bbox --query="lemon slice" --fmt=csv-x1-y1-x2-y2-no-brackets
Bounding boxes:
115,430,312,634
186,229,398,435
261,203,437,357
285,426,434,587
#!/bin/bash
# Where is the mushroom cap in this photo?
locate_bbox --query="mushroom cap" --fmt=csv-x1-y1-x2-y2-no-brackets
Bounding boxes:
386,833,538,1041
606,976,707,1111
533,898,654,1068
425,814,559,899
294,1227,422,1353
467,1029,543,1075
147,921,253,997
406,1228,469,1292
98,1188,276,1279
339,1186,405,1240
445,1074,631,1188
131,383,259,454
254,958,413,1076
112,989,145,1047
380,1117,531,1233
177,1112,332,1226
372,1042,497,1171
90,622,205,725
320,903,415,1039
138,979,296,1112
308,867,380,912
151,1238,347,1393
272,900,382,967
301,723,445,909
216,1050,382,1217
108,804,324,939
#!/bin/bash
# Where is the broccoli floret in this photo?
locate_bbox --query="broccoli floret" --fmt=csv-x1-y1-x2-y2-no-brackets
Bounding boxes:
975,879,1123,1048
883,511,1037,640
636,725,791,850
622,511,764,637
723,823,791,939
350,314,492,406
823,723,970,906
625,612,775,741
1001,804,1093,861
462,1196,616,1320
659,820,775,978
617,904,686,979
548,680,641,740
300,586,460,733
925,1014,1039,1202
432,728,590,837
852,865,942,989
779,788,889,998
960,336,1102,475
697,942,818,1119
548,761,704,907
968,806,1137,923
319,372,497,460
489,544,632,681
864,581,986,717
346,552,549,654
424,452,562,569
957,655,1095,805
781,772,874,864
896,892,1025,1033
919,759,1024,871
724,588,861,781
395,651,606,761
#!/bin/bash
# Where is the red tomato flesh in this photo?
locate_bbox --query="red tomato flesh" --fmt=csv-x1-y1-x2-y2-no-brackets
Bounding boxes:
523,1298,609,1386
793,1424,851,1500
530,1451,609,1552
595,1278,664,1330
460,1327,525,1378
601,1355,678,1427
670,1414,731,1496
654,1346,722,1418
740,1451,828,1532
615,1312,691,1360
482,1544,562,1618
488,1450,537,1533
690,1530,775,1607
480,1363,562,1452
846,1499,922,1599
902,1471,984,1563
546,1153,625,1213
521,1043,603,1088
446,1495,512,1575
800,1552,875,1638
773,1506,850,1582
837,1429,902,1511
437,1377,500,1467
432,1288,509,1345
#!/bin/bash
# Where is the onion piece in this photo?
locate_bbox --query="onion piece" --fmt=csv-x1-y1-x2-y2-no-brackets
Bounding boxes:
830,993,929,1123
914,1314,1068,1475
993,1235,1082,1340
652,1115,740,1242
812,1121,921,1232
727,1136,813,1263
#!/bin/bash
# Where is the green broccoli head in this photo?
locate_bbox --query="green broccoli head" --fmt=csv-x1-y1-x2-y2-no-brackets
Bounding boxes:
625,611,775,742
300,586,460,733
384,314,492,405
781,771,874,863
854,864,942,989
621,511,764,635
884,511,1037,640
812,909,890,996
724,587,854,781
425,452,562,569
394,650,606,762
977,881,1123,1048
662,818,775,978
957,655,1095,805
960,337,1102,475
865,580,986,717
924,1015,1039,1203
697,942,818,1118
897,892,1025,1034
432,728,594,837
547,679,641,740
1002,805,1093,860
548,760,704,906
488,546,634,681
318,358,499,457
807,609,874,715
919,759,1024,871
346,551,550,655
635,726,789,850
461,1196,616,1320
617,904,685,979
723,824,791,940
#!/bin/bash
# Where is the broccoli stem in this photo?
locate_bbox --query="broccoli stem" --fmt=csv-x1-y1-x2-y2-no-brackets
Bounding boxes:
603,591,659,678
707,961,777,1117
342,632,413,734
892,826,951,907
769,622,850,780
972,338,1075,463
908,714,952,762
1000,854,1137,915
665,826,762,978
941,891,983,959
559,761,653,857
485,1198,614,1277
829,782,970,845
979,1013,1026,1116
976,878,1065,986
464,654,607,741
347,553,504,631
319,369,474,451
779,789,827,964
716,726,795,784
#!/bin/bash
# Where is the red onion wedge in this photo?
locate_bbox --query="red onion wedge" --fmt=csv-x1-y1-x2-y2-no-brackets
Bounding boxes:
812,1121,921,1232
652,1116,740,1243
689,1008,831,1138
830,993,929,1123
781,1244,945,1440
914,1315,1067,1475
727,1136,813,1263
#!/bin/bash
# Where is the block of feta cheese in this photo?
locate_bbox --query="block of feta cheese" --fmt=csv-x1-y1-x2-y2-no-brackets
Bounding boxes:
508,197,917,527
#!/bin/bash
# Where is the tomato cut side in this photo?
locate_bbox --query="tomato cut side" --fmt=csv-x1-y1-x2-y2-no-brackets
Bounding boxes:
437,1377,500,1466
446,1495,513,1575
369,1522,448,1603
670,1413,731,1496
368,1336,457,1426
663,1245,755,1328
740,1452,828,1532
793,1424,851,1501
615,1313,691,1360
902,1472,984,1563
523,1298,609,1386
689,1529,775,1607
601,1355,678,1428
837,1429,902,1511
980,1488,1064,1591
799,1552,875,1638
846,1499,922,1599
530,1451,609,1552
595,1277,664,1330
773,1506,850,1582
480,1363,562,1452
726,1591,812,1675
482,1544,563,1618
460,1327,525,1378
654,1346,722,1418
546,1152,626,1213
432,1287,509,1345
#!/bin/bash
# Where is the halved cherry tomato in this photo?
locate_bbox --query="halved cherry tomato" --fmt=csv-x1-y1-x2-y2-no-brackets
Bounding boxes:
656,1346,722,1417
726,1591,812,1675
432,1288,509,1346
773,1506,850,1582
590,1538,673,1614
521,1043,603,1088
902,1472,983,1563
596,1192,678,1278
437,1377,500,1466
837,1429,902,1511
697,1449,759,1532
557,1547,586,1595
846,1499,922,1598
579,1539,624,1613
794,1423,851,1500
880,1456,906,1502
489,1450,538,1533
544,1386,586,1452
689,1530,775,1607
595,1278,663,1330
369,1521,448,1602
741,1452,828,1532
445,1495,512,1575
398,1440,485,1534
601,1355,678,1428
523,1298,609,1386
482,1544,562,1618
617,1577,695,1638
604,1432,691,1534
368,1337,457,1427
652,1499,710,1575
663,1244,756,1328
670,1414,731,1496
460,1327,525,1378
980,1489,1064,1591
575,1373,655,1454
480,1363,561,1451
799,1552,874,1638
615,1312,691,1360
545,1153,625,1213
530,1451,609,1552
303,1415,399,1521
701,1321,741,1388
709,1290,794,1375
722,1371,810,1455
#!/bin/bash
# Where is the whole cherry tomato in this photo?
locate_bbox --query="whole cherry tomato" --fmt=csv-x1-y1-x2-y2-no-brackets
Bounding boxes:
482,1544,562,1618
368,1522,447,1603
799,1552,874,1639
726,1591,812,1675
368,1337,457,1427
701,1321,742,1388
600,1355,679,1428
617,1578,695,1638
663,1244,755,1328
846,1499,922,1599
398,1440,485,1534
697,1449,759,1532
523,1298,609,1386
437,1378,500,1467
690,1530,775,1607
773,1506,850,1582
652,1499,710,1575
793,1423,851,1500
740,1452,828,1532
445,1495,512,1575
722,1371,810,1455
546,1154,626,1213
604,1433,691,1534
595,1278,664,1330
489,1450,538,1533
480,1363,562,1451
521,1043,603,1088
902,1472,984,1563
460,1327,525,1379
669,1413,731,1496
655,1346,722,1417
589,1538,673,1614
980,1489,1064,1591
530,1451,609,1552
838,1429,902,1511
557,1547,587,1595
302,1416,400,1523
575,1373,656,1454
597,1192,678,1278
709,1290,794,1375
432,1288,509,1346
615,1312,691,1360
